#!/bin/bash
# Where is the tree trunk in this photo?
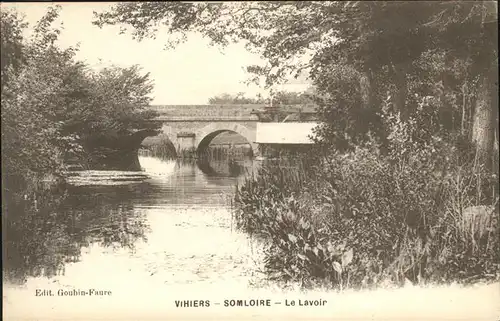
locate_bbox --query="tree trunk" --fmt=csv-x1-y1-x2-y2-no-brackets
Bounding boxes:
359,71,372,109
390,62,410,121
471,65,498,170
359,69,381,110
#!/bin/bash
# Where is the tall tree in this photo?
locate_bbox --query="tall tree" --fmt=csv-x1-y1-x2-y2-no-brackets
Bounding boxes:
2,6,161,188
0,9,26,91
208,92,265,104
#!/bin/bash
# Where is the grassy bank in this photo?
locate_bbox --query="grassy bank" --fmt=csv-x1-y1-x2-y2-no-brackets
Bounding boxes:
233,142,499,290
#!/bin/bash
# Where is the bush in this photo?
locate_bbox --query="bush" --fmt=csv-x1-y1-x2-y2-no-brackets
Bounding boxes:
234,113,499,290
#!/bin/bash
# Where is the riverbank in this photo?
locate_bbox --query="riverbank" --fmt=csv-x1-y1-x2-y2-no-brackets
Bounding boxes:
232,145,500,290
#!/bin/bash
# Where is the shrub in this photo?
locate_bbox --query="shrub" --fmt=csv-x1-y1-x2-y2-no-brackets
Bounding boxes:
234,113,499,289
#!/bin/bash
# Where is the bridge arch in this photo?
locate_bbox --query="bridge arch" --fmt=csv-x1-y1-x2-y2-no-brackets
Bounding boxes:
195,122,257,156
141,133,177,158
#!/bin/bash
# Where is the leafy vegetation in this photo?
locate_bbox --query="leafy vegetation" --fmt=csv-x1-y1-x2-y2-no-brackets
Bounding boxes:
1,6,159,197
208,90,314,106
235,114,498,288
208,92,265,105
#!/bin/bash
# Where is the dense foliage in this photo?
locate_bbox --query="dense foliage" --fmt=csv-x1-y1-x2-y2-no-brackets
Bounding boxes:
208,90,314,105
208,92,265,105
91,1,499,287
1,6,159,194
235,115,498,288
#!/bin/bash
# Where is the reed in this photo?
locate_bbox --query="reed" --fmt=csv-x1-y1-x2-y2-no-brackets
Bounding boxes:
198,145,253,160
139,145,176,160
233,145,499,289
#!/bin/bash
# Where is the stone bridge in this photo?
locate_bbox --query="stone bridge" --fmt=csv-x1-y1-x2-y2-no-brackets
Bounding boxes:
72,105,318,171
142,104,318,158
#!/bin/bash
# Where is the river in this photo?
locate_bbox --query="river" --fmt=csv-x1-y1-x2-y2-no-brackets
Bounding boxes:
3,155,265,285
3,155,499,320
3,156,276,318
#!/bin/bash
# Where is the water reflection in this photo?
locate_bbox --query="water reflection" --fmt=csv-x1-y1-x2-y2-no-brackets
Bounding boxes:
3,186,150,285
2,156,257,286
196,157,253,177
136,156,257,206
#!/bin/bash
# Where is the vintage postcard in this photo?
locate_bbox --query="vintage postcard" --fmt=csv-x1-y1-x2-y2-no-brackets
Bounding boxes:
2,2,499,321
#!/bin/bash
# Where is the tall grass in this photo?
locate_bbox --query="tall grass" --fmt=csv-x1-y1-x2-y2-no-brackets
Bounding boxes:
233,140,499,290
139,144,176,160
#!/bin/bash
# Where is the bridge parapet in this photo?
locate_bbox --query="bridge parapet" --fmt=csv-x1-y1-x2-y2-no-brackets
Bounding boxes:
150,105,263,118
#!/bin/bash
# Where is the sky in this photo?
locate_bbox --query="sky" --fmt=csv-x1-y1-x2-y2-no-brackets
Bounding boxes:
2,2,311,105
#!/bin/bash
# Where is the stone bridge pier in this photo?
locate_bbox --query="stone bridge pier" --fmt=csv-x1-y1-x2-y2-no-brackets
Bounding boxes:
157,121,259,157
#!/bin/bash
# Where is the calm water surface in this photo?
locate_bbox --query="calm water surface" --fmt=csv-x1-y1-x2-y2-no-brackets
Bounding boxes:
3,156,266,294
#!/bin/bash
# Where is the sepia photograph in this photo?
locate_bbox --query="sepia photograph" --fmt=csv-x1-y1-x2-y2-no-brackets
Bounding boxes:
1,1,499,320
